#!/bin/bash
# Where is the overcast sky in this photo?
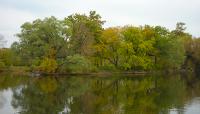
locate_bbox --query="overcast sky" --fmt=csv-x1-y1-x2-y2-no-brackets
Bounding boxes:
0,0,199,47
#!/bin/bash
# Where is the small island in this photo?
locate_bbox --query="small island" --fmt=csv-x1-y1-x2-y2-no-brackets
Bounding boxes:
1,0,200,113
0,11,199,76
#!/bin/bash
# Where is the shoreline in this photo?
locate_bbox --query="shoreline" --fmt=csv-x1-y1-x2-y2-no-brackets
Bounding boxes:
0,66,193,76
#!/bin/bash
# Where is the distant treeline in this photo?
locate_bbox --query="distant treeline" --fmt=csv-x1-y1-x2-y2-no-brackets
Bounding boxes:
0,11,200,74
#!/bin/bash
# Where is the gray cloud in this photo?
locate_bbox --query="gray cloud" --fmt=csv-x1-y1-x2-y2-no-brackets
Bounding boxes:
0,0,200,47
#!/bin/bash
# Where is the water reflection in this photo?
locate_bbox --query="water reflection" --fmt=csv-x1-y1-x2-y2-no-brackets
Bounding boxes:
0,92,7,109
0,74,199,114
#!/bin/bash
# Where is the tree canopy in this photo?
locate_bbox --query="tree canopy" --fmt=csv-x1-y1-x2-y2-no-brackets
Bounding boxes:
4,11,199,73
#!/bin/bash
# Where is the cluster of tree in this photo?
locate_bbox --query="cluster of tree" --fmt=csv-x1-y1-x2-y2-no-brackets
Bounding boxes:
0,11,200,73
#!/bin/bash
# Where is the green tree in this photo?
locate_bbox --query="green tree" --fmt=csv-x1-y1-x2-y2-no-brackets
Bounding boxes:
16,16,69,66
94,27,122,68
64,11,104,56
153,25,185,70
120,26,155,70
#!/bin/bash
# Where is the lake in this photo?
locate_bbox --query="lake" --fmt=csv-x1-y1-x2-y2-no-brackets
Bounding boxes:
0,73,199,114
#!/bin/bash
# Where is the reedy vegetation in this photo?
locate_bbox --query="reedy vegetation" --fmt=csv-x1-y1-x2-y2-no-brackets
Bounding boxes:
0,11,199,73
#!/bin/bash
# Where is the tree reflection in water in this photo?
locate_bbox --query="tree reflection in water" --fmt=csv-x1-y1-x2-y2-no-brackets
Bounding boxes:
0,74,199,114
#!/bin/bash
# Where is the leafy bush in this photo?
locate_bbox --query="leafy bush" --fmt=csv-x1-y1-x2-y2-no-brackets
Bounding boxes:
0,61,5,70
98,64,117,71
38,58,58,73
58,55,96,73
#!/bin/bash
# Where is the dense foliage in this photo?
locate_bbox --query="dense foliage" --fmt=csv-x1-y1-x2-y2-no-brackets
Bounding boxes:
0,11,199,73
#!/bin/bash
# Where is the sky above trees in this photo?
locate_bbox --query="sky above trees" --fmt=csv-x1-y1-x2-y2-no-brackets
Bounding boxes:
0,0,200,47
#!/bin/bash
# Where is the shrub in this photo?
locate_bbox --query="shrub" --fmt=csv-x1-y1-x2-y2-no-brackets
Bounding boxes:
38,58,58,73
58,55,96,73
0,61,5,70
98,64,117,71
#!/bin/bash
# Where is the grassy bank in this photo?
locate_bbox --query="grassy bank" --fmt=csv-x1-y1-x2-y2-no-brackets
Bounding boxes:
0,66,30,76
0,66,152,76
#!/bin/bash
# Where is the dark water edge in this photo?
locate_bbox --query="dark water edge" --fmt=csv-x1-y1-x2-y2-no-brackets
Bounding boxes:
0,73,199,114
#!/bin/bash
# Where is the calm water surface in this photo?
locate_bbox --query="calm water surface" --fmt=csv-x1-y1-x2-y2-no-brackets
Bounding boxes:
0,74,199,114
